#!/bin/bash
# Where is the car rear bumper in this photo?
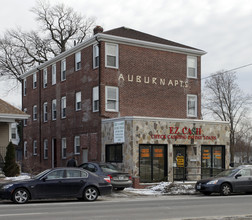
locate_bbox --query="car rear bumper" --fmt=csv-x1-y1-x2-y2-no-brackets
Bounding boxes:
99,185,113,196
111,180,132,189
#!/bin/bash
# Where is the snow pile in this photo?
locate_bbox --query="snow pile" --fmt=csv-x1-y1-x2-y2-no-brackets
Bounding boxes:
125,182,196,195
4,173,31,181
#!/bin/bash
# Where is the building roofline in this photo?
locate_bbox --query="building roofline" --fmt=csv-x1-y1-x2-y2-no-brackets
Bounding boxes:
102,116,229,125
20,30,206,80
0,113,30,120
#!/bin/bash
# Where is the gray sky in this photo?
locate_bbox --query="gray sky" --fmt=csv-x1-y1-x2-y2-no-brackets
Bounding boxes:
0,0,252,108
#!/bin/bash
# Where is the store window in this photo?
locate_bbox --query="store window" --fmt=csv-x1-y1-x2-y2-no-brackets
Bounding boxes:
201,145,225,179
139,145,167,183
106,144,122,163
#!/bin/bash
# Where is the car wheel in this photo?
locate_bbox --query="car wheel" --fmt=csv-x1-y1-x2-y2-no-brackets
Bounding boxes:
220,183,231,196
83,186,98,201
202,192,212,196
12,188,29,204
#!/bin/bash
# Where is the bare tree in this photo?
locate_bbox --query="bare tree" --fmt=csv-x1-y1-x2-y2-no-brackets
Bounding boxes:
31,0,95,53
0,0,95,81
203,70,252,163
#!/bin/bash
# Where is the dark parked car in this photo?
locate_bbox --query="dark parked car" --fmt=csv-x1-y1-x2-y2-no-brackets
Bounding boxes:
79,162,132,190
0,167,112,204
195,165,252,196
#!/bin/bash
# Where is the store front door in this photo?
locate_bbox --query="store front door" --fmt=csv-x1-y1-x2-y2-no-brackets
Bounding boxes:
139,145,167,183
201,145,225,179
173,145,187,181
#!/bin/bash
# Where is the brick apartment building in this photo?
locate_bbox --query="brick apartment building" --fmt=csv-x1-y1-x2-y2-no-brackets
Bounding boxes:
21,26,230,185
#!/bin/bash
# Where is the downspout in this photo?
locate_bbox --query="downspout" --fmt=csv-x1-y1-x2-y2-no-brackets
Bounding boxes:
37,67,42,164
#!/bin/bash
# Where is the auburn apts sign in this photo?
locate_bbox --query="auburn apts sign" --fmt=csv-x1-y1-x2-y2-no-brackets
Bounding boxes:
150,127,217,141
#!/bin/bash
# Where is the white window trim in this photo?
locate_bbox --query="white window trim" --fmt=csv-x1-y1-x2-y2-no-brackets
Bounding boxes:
52,64,56,85
43,68,48,88
33,105,37,121
187,56,197,79
61,96,66,118
74,136,80,155
52,99,57,120
44,139,48,159
61,59,66,81
75,91,81,111
93,86,99,112
43,102,48,122
105,86,119,112
75,52,81,71
33,73,37,89
93,44,99,69
33,140,37,156
61,138,67,159
105,43,119,69
187,94,197,117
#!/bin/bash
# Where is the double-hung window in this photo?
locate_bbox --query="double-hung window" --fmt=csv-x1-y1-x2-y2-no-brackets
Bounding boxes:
74,136,80,155
33,73,37,89
105,43,118,68
75,92,81,111
93,86,99,112
75,52,81,71
33,140,37,156
105,86,119,112
62,138,67,159
61,59,66,81
43,102,48,122
44,139,48,159
61,96,66,118
93,44,99,68
106,144,123,163
52,64,56,85
43,68,48,88
187,56,197,78
33,105,37,121
52,99,57,120
187,95,197,117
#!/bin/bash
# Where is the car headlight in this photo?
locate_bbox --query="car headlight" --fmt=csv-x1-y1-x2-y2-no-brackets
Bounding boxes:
207,180,218,185
2,184,14,190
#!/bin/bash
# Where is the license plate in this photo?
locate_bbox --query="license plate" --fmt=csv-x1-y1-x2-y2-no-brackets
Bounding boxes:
196,184,201,190
119,176,124,180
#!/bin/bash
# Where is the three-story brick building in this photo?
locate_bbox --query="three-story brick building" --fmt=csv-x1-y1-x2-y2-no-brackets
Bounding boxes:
21,26,230,185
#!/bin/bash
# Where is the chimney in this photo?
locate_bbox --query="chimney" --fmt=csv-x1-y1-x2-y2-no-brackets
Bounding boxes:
93,26,103,35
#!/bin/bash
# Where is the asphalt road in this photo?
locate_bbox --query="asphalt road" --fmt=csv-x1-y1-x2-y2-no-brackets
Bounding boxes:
1,193,252,220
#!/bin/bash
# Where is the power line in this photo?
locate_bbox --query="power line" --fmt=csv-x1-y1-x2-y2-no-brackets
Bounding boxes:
201,63,252,80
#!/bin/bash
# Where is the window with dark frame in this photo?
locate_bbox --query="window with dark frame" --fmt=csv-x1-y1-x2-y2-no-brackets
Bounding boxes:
105,144,123,163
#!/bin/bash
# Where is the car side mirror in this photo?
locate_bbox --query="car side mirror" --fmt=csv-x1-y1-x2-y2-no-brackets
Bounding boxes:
235,174,242,179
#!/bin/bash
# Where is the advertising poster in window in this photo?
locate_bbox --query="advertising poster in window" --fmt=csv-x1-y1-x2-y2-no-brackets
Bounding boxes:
114,121,125,143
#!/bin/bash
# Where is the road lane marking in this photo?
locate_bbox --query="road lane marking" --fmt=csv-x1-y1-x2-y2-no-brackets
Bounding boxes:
0,213,47,217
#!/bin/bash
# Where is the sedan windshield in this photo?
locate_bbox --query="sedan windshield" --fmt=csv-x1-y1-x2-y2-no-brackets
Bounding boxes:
215,169,239,177
33,169,51,179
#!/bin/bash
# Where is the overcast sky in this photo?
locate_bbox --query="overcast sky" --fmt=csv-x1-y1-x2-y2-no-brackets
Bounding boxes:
0,0,252,108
